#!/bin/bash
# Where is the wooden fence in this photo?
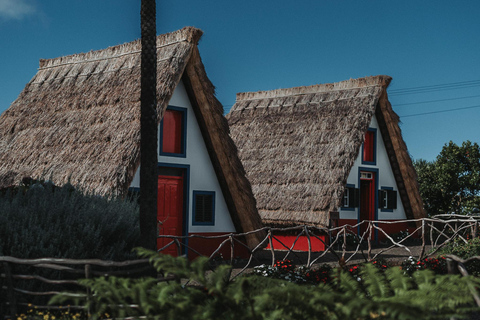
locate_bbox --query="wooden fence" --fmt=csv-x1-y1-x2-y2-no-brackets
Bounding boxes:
0,257,154,318
2,215,480,318
158,214,480,267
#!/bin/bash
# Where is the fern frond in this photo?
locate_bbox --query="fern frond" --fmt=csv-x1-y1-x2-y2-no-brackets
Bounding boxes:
361,263,390,299
335,270,365,298
386,266,414,292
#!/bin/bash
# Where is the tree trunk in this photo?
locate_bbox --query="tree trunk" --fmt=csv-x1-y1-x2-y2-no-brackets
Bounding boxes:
139,0,157,251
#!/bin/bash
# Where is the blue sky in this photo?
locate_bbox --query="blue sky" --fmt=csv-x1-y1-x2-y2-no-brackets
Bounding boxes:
1,0,479,161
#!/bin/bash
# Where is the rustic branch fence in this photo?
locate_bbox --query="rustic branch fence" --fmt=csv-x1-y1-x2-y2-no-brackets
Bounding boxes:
2,215,480,318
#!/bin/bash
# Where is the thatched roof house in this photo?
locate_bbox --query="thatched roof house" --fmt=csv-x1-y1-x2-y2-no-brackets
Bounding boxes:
227,75,425,230
0,27,263,248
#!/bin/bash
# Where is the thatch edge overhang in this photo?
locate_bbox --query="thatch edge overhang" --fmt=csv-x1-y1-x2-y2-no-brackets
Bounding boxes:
180,46,265,249
37,27,203,70
232,75,393,109
375,89,426,225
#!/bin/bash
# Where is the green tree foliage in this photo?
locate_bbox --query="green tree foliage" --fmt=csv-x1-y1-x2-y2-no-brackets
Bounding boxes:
414,140,480,216
52,249,480,320
0,180,139,260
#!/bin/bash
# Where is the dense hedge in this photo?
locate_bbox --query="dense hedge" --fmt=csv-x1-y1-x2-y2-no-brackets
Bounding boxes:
0,179,140,261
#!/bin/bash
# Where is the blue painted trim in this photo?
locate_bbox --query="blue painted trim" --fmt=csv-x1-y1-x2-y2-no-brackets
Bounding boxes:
159,106,187,158
158,162,190,255
380,186,394,212
361,128,377,165
341,183,356,211
192,190,216,226
358,167,379,242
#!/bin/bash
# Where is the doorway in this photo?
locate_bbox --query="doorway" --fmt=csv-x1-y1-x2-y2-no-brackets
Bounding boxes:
359,171,376,239
157,167,185,256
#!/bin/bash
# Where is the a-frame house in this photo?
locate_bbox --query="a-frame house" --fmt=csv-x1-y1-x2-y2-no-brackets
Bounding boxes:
227,75,425,249
0,27,264,257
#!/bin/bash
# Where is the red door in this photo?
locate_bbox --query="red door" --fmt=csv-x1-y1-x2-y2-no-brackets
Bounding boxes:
359,172,376,238
157,175,184,256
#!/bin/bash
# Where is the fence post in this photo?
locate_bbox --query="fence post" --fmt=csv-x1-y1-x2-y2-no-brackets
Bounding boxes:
367,222,372,261
419,219,426,260
268,229,275,267
304,226,312,267
85,264,92,316
175,238,182,257
3,262,17,317
229,236,234,264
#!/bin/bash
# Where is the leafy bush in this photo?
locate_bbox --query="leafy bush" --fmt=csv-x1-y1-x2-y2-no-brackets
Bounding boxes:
438,237,480,276
336,232,360,247
252,259,332,284
0,179,139,260
52,250,480,320
390,229,410,242
401,256,448,276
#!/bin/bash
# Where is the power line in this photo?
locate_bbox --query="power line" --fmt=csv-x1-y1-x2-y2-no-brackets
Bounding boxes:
400,104,480,118
394,94,480,107
389,79,480,96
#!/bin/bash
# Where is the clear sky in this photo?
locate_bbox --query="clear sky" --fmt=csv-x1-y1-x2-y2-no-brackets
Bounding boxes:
1,0,479,161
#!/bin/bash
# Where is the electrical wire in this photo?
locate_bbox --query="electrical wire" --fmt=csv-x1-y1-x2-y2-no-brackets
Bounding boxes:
389,79,480,96
394,94,480,107
400,104,480,118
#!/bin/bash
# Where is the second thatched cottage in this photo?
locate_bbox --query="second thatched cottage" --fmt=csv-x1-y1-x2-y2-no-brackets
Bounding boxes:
227,75,425,249
0,27,264,258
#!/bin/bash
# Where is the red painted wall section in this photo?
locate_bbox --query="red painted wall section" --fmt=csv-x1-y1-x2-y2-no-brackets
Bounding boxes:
187,233,250,260
266,234,328,252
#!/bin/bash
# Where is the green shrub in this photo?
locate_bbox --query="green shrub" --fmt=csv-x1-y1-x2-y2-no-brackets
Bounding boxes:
52,249,480,320
390,229,410,242
0,180,139,260
401,256,448,276
438,237,480,276
252,259,332,284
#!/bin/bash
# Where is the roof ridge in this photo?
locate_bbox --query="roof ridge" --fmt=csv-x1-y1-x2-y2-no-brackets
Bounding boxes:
38,27,203,70
236,75,391,102
235,84,381,103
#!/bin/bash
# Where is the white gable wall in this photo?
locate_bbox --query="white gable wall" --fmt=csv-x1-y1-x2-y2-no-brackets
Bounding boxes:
340,115,406,221
129,79,236,233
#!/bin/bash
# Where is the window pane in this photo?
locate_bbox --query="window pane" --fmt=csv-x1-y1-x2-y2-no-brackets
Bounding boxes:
195,194,214,223
363,131,375,163
162,110,182,154
343,188,349,207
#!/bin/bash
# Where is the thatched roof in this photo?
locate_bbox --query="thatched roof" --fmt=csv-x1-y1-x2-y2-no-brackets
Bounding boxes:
0,27,264,246
227,75,426,228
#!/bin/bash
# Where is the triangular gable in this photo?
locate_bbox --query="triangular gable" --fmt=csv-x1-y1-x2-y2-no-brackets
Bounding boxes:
375,90,425,221
182,46,264,246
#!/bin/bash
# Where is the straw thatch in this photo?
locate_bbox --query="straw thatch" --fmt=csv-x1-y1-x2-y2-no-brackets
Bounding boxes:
227,75,426,228
0,27,264,247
